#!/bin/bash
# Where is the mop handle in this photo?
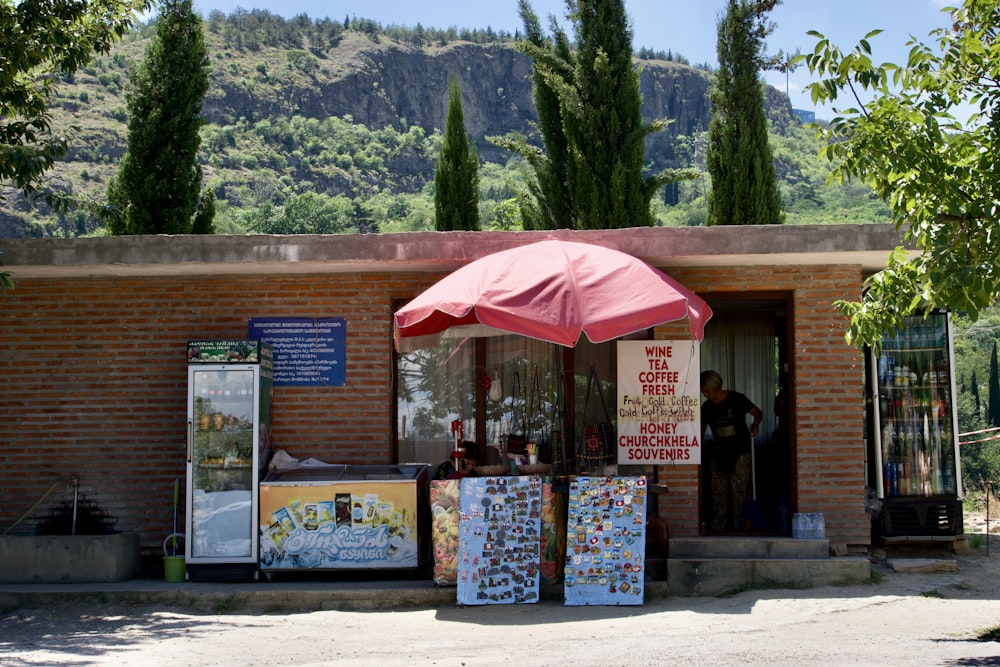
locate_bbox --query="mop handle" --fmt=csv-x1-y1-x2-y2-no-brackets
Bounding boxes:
172,479,180,547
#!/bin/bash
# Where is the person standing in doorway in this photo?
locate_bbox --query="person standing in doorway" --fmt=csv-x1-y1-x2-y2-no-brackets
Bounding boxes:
700,370,763,532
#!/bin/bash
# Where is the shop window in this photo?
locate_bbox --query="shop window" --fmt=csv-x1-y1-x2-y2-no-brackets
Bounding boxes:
396,334,564,467
395,329,648,474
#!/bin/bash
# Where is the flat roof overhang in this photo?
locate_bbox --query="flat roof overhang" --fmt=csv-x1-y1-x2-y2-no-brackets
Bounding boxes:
1,224,911,279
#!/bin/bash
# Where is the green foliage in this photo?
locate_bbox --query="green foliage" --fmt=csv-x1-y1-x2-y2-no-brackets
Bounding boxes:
801,0,1000,347
705,0,783,226
991,342,1000,427
434,77,479,231
286,49,318,76
951,307,1000,491
2,7,900,238
0,251,15,293
0,0,149,200
227,190,380,235
492,0,576,230
106,0,211,234
568,0,655,229
192,190,216,234
494,0,694,230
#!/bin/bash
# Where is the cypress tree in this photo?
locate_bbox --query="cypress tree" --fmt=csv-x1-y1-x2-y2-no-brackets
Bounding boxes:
434,76,479,231
989,342,1000,426
107,0,212,235
705,0,783,226
568,0,650,229
507,0,575,230
491,0,694,230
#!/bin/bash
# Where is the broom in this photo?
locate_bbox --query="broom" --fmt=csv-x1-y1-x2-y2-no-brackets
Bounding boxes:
171,478,180,556
745,434,768,530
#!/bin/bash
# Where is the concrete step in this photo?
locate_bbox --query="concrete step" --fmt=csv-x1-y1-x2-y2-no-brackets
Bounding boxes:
669,536,830,560
667,556,871,597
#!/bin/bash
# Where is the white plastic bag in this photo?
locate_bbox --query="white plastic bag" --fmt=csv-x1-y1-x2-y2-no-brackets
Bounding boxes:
488,366,502,402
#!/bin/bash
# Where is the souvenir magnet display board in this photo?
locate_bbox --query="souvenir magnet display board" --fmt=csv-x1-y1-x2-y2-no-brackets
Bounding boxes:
564,476,648,606
457,475,542,605
435,480,563,587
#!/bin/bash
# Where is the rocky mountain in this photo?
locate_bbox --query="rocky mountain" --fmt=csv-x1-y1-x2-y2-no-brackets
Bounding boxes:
0,18,796,237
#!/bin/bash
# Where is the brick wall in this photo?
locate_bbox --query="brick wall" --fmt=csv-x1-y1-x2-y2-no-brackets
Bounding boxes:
0,262,871,553
0,271,441,553
654,264,869,546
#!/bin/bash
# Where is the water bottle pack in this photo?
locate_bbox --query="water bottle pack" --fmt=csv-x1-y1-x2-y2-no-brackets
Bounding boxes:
791,512,825,539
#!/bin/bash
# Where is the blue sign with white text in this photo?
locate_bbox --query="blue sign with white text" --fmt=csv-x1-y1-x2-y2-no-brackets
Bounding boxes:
248,317,346,387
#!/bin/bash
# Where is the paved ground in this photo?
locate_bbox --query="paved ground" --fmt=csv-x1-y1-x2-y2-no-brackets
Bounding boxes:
2,520,1000,666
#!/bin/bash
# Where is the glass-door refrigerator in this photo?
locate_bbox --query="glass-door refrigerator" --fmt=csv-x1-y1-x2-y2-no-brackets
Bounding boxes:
185,340,274,580
869,313,963,537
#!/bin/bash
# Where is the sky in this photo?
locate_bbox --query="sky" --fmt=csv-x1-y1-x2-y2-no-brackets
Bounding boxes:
189,0,957,117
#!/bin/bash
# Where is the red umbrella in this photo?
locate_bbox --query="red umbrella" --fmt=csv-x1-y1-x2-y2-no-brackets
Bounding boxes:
394,239,712,351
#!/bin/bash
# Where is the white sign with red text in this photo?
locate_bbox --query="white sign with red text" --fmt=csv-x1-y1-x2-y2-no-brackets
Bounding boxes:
616,341,701,465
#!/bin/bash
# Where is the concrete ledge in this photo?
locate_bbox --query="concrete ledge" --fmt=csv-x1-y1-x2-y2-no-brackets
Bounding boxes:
3,224,907,279
670,537,830,560
888,558,958,574
667,557,871,597
0,533,140,584
0,578,674,613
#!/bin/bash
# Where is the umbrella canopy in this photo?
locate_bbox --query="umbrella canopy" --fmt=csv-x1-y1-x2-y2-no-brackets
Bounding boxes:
394,239,712,351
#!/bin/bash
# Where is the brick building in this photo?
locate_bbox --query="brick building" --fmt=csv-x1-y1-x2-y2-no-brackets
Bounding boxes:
0,225,905,561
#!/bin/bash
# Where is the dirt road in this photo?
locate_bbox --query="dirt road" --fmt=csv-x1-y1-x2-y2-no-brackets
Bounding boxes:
3,529,1000,666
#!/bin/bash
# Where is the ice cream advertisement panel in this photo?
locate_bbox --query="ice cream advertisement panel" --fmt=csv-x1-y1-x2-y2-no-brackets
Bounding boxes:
259,481,418,569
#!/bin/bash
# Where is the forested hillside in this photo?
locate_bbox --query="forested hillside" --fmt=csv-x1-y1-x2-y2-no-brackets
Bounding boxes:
0,9,890,237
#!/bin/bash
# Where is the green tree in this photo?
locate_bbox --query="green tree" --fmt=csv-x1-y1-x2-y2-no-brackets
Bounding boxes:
0,0,148,200
972,368,982,423
0,251,14,294
191,190,216,234
705,0,783,226
493,0,575,230
492,0,694,230
990,342,1000,427
1,0,148,291
351,199,379,234
434,76,479,231
568,0,652,229
106,0,213,235
801,0,1000,347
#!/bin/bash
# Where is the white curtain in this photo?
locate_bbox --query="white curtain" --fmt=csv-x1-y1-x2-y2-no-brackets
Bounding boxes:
700,311,777,445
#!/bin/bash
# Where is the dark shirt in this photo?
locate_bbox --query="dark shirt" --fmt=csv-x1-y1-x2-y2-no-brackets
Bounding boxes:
433,460,456,480
702,390,755,471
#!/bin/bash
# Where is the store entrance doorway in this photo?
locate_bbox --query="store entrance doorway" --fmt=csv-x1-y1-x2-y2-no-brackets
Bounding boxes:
699,297,792,535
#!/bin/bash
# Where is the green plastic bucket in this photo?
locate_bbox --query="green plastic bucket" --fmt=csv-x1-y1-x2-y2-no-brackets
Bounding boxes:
162,533,186,582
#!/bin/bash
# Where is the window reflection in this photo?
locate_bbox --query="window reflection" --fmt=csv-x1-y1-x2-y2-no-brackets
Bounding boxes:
395,332,635,476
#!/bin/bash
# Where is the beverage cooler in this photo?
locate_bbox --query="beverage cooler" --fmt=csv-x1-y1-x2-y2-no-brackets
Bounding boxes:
869,312,963,537
185,340,274,581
